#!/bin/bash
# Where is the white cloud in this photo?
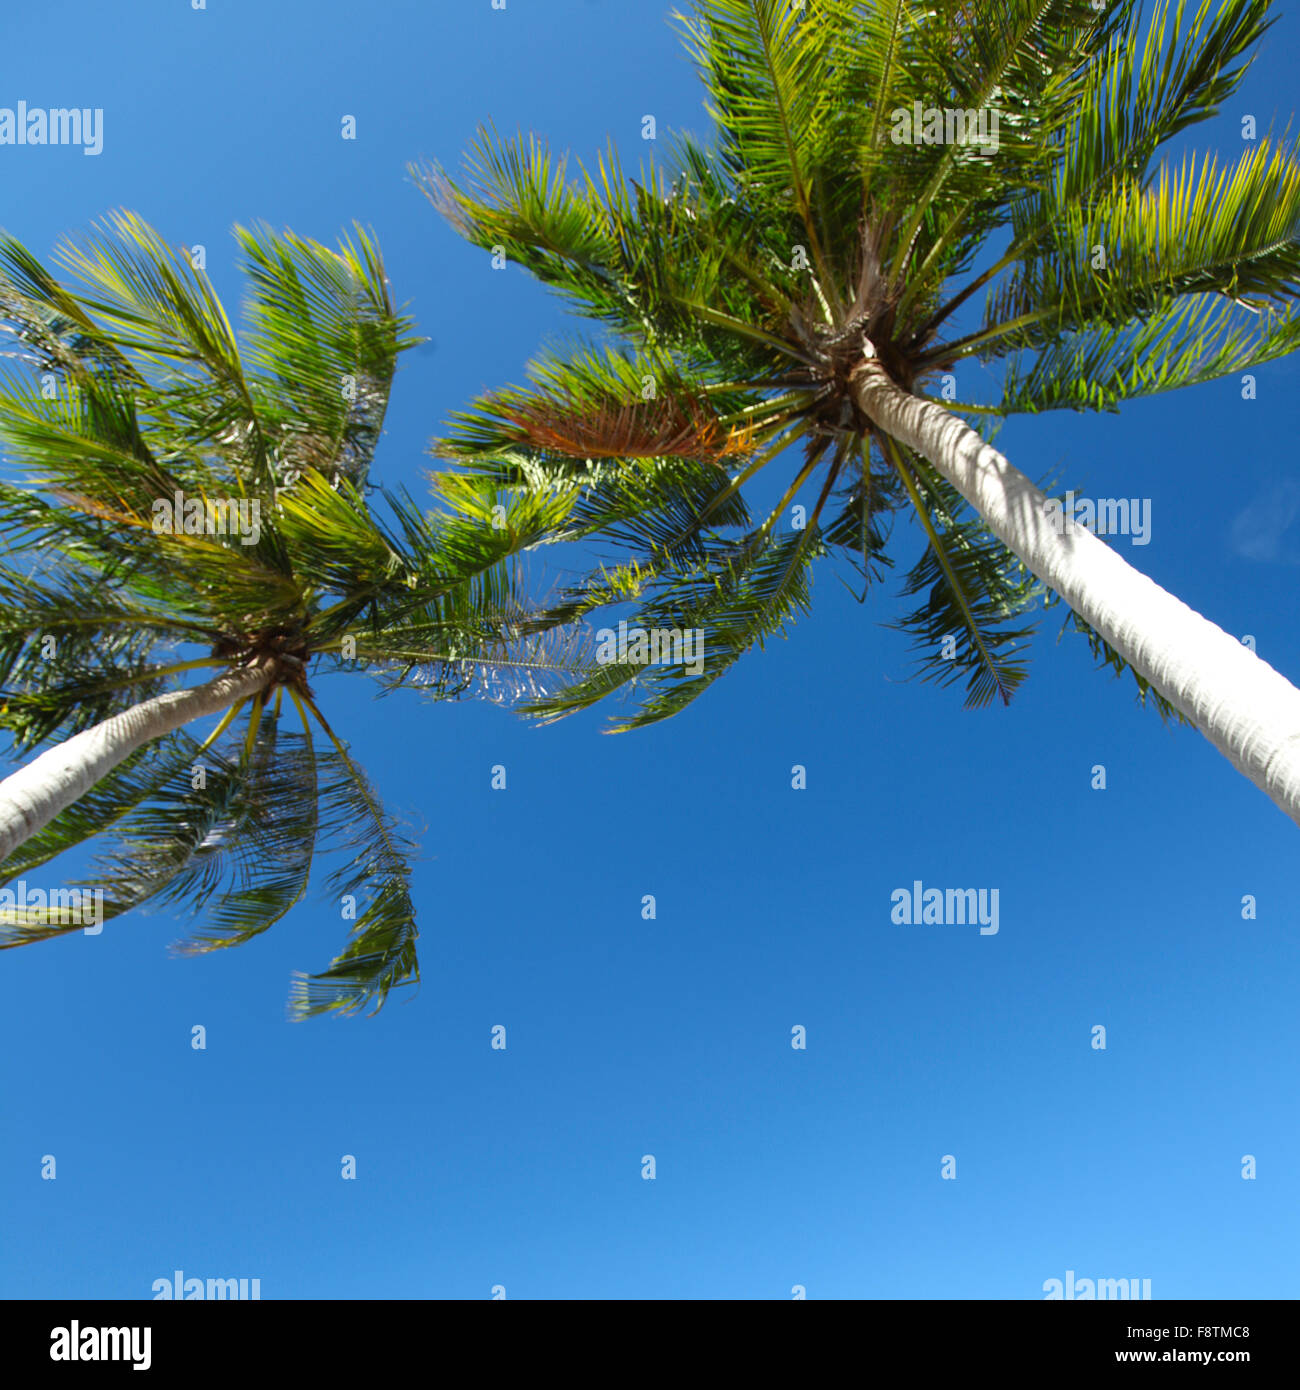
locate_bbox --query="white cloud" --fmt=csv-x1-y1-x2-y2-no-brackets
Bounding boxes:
1229,477,1300,564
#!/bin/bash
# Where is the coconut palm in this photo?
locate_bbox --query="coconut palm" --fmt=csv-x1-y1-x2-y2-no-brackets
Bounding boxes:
0,213,580,1017
418,0,1300,825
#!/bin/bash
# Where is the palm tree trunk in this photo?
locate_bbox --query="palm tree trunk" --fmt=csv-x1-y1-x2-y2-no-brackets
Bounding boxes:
0,662,274,865
852,348,1300,827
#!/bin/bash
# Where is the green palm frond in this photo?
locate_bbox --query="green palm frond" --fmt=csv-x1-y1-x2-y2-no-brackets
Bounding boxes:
526,487,827,730
49,210,244,373
416,127,800,375
287,699,418,1021
1034,0,1273,217
881,0,1115,282
0,731,202,885
415,127,626,319
426,0,1298,731
1000,292,1300,412
675,0,856,297
0,710,277,947
80,703,299,930
238,223,418,483
167,707,318,956
820,437,903,589
0,214,595,1017
958,138,1300,364
885,442,1041,708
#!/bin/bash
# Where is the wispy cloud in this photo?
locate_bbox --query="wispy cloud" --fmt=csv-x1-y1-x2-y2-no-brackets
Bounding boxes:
1230,478,1300,564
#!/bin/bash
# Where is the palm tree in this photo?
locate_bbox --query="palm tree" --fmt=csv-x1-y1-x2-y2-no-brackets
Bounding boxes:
417,0,1300,825
0,213,580,1017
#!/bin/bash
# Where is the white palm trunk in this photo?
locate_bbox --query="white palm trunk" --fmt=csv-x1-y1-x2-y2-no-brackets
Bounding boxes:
852,349,1300,827
0,662,274,865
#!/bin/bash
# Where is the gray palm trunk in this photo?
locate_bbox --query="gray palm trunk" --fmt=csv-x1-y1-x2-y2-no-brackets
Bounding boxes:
0,661,275,865
852,348,1300,828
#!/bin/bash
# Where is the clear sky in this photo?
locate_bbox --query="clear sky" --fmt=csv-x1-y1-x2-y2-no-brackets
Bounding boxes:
1,0,1297,1300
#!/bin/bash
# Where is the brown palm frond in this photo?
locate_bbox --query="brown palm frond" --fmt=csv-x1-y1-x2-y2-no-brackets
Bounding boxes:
497,389,754,464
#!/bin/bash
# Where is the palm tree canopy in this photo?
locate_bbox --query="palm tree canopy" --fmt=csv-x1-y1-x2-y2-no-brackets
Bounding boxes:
0,213,583,1018
417,0,1299,726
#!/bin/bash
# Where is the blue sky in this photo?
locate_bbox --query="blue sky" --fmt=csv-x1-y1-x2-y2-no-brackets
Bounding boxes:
1,0,1298,1300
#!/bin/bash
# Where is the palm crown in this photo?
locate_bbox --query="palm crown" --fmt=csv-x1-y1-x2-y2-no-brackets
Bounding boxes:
419,0,1299,728
0,213,578,1017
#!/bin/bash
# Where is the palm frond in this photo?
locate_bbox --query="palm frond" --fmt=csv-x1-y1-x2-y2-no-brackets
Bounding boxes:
999,292,1300,412
0,731,201,884
885,442,1041,708
287,701,419,1021
238,223,418,483
961,138,1300,363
